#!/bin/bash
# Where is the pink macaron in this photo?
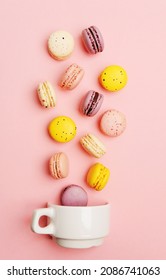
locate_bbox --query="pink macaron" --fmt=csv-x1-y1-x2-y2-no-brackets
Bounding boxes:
100,109,126,137
49,152,69,179
60,63,84,90
81,90,104,116
61,185,88,206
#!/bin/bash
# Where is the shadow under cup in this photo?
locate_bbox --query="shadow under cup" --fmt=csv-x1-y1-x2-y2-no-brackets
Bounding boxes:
31,203,111,249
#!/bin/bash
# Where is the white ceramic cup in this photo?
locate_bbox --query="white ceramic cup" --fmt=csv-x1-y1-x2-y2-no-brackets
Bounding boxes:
31,203,110,249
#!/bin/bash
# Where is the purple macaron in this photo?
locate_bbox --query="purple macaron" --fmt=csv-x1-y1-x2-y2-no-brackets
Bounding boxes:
81,90,104,117
82,26,104,54
61,185,88,206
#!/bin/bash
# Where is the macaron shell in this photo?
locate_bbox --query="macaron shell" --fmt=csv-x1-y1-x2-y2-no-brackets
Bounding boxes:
100,110,126,137
37,81,56,108
49,152,69,179
99,65,128,92
82,29,96,54
81,90,104,116
60,64,84,90
58,153,69,178
61,185,88,206
48,31,74,60
80,133,106,158
87,163,110,191
48,116,77,143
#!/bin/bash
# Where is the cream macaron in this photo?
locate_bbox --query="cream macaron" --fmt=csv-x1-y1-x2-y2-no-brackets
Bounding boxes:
48,31,74,60
37,81,56,108
80,133,106,158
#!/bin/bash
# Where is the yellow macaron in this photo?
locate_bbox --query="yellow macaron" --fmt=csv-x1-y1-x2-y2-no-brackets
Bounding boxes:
48,116,77,143
86,163,110,191
99,65,127,92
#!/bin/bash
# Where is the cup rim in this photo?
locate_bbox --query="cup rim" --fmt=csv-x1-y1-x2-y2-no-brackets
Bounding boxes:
47,202,110,209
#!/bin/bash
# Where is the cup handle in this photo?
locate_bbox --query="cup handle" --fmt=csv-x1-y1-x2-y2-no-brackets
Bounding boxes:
31,208,55,235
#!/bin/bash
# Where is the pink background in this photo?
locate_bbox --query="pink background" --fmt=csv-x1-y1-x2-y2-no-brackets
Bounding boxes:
1,0,166,259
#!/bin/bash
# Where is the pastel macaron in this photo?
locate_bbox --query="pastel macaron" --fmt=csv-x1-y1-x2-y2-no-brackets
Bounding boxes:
61,185,88,206
82,26,104,54
48,116,77,143
49,152,69,179
86,163,110,191
37,81,56,108
81,90,104,116
100,109,126,137
60,63,84,90
99,65,128,92
80,133,106,158
48,30,74,60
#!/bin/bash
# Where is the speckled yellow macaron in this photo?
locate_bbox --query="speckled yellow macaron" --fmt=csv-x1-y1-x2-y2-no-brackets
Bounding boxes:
99,65,128,92
48,116,77,143
86,163,110,191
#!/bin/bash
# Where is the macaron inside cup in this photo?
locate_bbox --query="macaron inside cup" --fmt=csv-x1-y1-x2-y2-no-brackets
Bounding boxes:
49,152,69,179
61,185,88,206
82,26,104,54
60,63,84,90
81,90,104,116
100,109,126,137
48,116,77,143
48,30,74,60
99,65,128,92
